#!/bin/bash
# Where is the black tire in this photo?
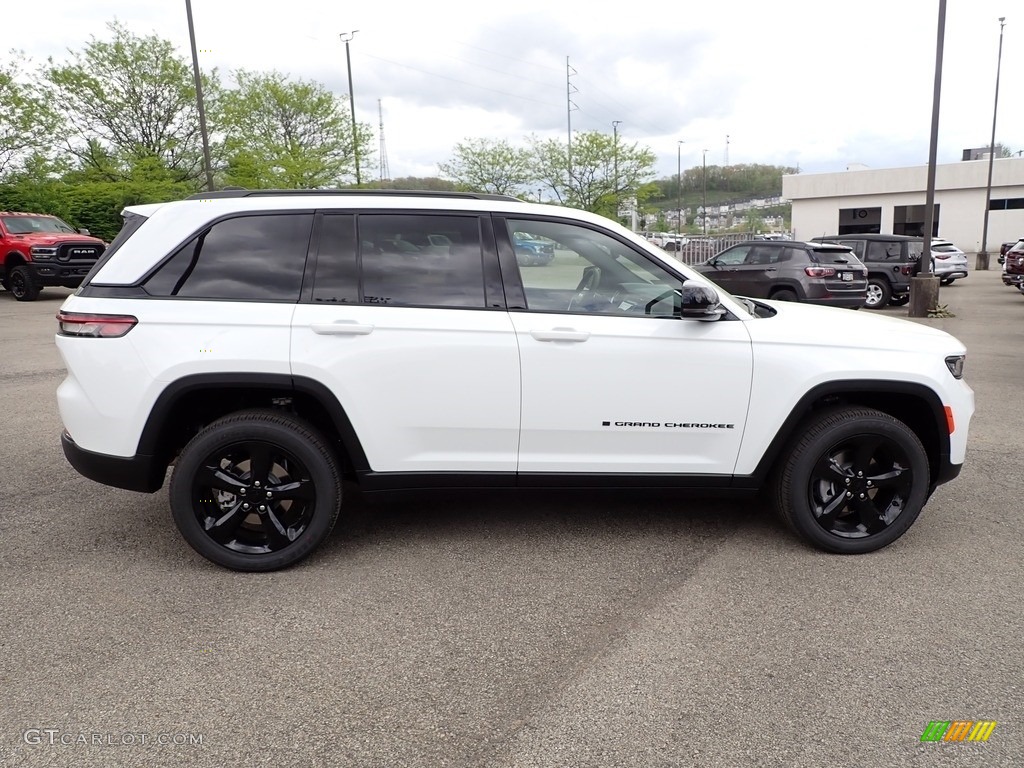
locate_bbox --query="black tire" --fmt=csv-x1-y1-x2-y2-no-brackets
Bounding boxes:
169,409,342,572
774,406,930,554
864,278,891,309
889,295,910,306
771,289,798,302
940,277,954,286
9,265,41,301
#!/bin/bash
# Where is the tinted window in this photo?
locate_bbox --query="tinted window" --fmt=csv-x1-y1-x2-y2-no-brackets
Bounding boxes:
145,214,312,301
745,246,780,265
837,239,865,258
809,247,856,264
312,215,359,304
357,214,486,308
507,219,683,317
866,241,903,262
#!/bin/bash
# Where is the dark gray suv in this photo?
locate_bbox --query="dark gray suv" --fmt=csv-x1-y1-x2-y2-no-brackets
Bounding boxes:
812,234,924,309
694,240,867,309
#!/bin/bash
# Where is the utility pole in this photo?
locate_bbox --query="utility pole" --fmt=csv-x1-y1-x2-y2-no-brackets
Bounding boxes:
184,0,215,192
566,57,578,184
677,140,685,233
612,121,622,219
909,0,946,317
702,149,709,236
378,99,390,184
340,30,361,185
978,16,1007,271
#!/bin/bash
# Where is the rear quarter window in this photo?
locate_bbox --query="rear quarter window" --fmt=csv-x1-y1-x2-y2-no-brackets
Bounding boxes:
143,213,312,301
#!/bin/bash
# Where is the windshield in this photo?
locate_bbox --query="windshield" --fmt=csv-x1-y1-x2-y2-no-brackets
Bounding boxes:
931,244,959,253
1,215,76,234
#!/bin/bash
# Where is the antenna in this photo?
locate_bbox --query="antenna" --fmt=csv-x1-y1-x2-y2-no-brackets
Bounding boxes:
725,134,730,166
377,99,390,183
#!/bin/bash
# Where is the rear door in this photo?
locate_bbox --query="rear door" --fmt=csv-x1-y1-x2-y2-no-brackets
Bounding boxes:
290,211,521,476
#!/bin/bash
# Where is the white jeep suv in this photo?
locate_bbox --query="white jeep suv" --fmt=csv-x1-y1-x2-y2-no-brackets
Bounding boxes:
56,190,974,571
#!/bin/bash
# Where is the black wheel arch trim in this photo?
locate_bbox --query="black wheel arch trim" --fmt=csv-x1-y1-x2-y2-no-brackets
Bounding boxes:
136,372,371,473
741,379,953,490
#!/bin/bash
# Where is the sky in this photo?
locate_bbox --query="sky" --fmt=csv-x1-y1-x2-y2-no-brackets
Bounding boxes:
5,0,1022,182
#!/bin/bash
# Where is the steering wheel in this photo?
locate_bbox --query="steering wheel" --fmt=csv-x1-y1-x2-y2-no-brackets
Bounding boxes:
567,266,601,311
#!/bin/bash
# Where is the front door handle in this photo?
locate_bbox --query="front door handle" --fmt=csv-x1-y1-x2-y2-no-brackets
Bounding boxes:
311,321,375,336
530,328,591,342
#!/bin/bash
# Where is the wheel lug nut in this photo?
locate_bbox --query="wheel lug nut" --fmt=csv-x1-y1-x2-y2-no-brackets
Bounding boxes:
857,471,863,477
845,478,851,485
254,481,261,488
266,491,272,498
866,481,872,487
239,488,246,495
258,505,266,512
243,503,250,510
859,493,866,499
846,491,853,497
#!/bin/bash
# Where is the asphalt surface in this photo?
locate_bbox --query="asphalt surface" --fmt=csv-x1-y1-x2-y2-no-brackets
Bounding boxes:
1,274,1021,767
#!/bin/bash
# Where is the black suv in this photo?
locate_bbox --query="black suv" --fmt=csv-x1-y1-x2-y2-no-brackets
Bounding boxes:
812,234,924,309
693,240,867,309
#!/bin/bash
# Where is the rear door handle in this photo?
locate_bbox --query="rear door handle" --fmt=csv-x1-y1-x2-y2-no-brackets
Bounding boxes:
310,321,375,336
530,328,590,342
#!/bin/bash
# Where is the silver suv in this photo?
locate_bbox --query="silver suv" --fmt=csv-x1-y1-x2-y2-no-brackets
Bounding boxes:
56,190,974,571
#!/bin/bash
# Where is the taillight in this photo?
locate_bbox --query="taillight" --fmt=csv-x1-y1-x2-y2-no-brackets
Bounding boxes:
900,265,914,275
934,254,951,260
56,311,138,338
804,266,836,277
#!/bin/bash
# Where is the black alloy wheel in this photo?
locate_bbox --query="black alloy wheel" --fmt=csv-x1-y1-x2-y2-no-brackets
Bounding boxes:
775,406,929,553
170,409,341,571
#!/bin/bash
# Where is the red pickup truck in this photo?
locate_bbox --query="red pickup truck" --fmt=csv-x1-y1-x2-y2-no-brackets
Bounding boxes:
1001,238,1024,290
1,211,106,301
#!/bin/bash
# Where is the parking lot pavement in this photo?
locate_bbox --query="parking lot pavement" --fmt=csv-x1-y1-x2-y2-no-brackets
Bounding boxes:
1,277,1022,768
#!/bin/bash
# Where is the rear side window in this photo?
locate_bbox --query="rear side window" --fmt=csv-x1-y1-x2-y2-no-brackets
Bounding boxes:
867,241,903,262
837,240,865,258
144,214,312,301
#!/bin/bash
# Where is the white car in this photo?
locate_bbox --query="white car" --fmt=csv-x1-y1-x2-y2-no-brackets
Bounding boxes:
930,239,969,285
55,190,974,571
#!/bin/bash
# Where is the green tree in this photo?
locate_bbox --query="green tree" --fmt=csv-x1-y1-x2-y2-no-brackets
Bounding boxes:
438,138,535,195
45,21,219,184
216,70,372,188
531,131,657,218
0,54,61,178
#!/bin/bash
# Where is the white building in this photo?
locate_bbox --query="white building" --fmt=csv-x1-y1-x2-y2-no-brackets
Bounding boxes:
783,157,1024,253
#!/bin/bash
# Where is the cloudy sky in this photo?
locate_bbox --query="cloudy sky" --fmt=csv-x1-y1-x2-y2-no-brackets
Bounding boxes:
6,0,1022,181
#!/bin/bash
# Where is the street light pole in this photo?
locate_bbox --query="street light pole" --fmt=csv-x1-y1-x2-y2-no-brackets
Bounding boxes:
612,120,622,217
702,149,708,236
677,140,684,233
184,0,215,192
340,30,361,186
979,16,1007,270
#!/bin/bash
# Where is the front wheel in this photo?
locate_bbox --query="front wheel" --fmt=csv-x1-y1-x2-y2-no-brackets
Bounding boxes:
9,266,41,301
774,406,930,554
889,295,910,306
864,278,891,309
169,409,342,571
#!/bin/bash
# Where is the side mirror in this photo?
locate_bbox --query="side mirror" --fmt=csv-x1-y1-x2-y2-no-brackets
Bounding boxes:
679,284,726,321
78,228,91,236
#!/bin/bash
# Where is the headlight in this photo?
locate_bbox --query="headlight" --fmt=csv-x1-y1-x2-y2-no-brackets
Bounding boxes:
945,355,965,379
31,246,58,260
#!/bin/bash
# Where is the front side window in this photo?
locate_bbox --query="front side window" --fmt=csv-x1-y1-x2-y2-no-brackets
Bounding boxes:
144,214,312,301
714,246,750,266
506,219,683,317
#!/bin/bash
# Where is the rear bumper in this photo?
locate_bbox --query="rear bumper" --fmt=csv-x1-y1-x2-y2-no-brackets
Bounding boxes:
61,430,164,493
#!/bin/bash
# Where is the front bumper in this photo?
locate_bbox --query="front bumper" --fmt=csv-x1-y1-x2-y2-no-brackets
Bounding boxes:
1001,272,1024,287
27,261,95,288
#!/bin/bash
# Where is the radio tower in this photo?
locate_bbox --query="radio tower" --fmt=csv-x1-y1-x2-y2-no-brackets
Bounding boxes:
378,99,390,184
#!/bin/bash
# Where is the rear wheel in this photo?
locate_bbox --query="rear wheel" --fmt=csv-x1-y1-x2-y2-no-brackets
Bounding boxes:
169,409,342,572
864,278,891,309
774,406,930,554
889,295,910,306
940,277,955,286
771,289,798,302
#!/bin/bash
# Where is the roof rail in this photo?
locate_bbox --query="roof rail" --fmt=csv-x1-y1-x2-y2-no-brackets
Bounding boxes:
184,188,524,202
